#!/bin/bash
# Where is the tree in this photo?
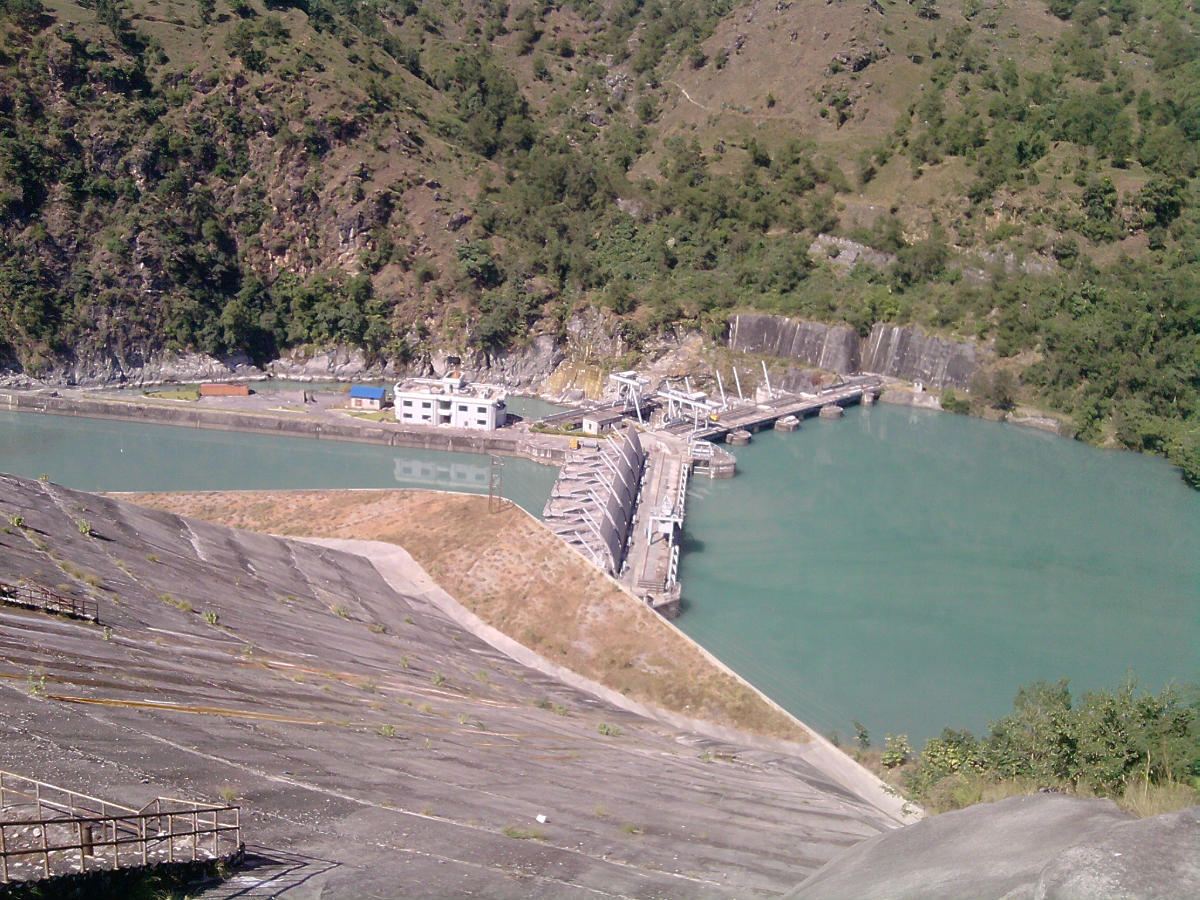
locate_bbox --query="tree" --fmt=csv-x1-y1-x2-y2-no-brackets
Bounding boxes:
456,241,502,288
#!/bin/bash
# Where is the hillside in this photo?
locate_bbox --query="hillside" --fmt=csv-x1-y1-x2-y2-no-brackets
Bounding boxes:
0,473,905,896
0,0,1196,482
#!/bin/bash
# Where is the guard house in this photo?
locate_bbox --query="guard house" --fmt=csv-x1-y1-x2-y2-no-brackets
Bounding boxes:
348,385,387,410
581,411,624,436
393,374,507,430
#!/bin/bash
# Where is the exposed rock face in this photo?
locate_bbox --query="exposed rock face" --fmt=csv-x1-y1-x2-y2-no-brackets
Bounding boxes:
727,313,980,389
810,234,897,270
267,346,388,381
786,794,1199,900
3,350,265,388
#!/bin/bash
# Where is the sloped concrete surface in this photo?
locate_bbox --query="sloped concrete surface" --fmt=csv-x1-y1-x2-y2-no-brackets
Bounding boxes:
0,474,900,897
787,793,1199,900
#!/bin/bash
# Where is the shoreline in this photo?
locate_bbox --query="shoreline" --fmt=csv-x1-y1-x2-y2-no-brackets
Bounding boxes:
0,386,571,466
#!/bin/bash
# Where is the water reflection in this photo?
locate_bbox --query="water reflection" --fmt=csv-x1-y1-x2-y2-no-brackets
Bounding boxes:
394,457,489,489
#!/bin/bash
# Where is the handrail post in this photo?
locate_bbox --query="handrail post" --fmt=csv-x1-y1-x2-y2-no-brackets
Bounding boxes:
39,819,49,878
1,822,9,883
191,810,198,861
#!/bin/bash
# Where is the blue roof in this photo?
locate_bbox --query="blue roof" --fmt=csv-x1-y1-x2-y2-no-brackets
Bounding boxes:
349,385,387,400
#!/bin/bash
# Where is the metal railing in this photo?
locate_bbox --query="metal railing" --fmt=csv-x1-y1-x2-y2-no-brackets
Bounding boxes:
0,581,98,623
0,772,240,884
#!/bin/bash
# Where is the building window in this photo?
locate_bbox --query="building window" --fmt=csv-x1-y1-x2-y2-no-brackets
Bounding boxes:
458,404,468,412
422,401,432,409
477,419,488,426
402,399,413,407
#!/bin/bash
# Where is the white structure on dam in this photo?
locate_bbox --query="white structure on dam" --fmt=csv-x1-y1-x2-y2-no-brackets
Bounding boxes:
393,374,507,430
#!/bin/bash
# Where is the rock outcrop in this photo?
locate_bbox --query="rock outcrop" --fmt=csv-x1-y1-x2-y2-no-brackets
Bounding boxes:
727,313,980,389
787,794,1199,900
2,349,266,388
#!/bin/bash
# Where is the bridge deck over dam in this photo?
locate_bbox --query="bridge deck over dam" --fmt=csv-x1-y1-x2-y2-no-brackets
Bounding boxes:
662,375,886,441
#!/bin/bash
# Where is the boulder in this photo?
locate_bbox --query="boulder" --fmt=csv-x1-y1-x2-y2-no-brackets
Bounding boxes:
787,794,1199,900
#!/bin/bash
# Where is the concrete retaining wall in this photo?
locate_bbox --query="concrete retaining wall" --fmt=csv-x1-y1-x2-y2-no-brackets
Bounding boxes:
726,314,980,389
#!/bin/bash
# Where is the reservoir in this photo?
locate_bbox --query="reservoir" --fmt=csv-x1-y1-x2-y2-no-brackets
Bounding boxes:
0,409,559,511
677,404,1199,744
2,402,1196,745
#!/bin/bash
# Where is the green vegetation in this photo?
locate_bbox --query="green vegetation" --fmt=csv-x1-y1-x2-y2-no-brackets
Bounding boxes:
896,679,1200,815
146,387,201,401
501,824,547,840
0,0,1196,484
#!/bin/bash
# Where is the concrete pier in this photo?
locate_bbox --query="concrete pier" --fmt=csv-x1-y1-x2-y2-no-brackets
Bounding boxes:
774,415,800,431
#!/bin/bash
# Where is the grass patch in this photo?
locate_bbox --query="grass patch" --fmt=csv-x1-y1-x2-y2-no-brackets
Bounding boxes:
159,593,193,612
123,490,810,741
146,388,200,401
501,825,547,841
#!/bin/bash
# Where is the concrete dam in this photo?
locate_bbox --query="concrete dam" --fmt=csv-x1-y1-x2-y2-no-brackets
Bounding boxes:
542,427,645,577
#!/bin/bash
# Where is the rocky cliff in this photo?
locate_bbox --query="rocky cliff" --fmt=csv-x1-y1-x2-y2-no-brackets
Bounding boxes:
726,314,981,389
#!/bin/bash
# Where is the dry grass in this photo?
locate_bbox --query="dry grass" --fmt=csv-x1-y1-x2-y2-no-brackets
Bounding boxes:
1118,779,1200,819
125,489,808,742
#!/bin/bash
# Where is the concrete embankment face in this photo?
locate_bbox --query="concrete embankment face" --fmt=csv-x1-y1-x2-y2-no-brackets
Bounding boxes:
0,475,907,898
726,314,980,389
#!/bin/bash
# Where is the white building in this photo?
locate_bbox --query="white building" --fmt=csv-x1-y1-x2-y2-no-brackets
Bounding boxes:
581,411,624,435
393,374,507,430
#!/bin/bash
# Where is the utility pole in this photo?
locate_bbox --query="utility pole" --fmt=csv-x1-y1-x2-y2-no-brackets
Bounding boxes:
488,456,505,513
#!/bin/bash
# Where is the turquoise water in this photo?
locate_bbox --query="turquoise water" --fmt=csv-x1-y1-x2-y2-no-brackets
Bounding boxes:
2,404,1195,745
677,404,1199,744
0,411,558,515
504,396,568,420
